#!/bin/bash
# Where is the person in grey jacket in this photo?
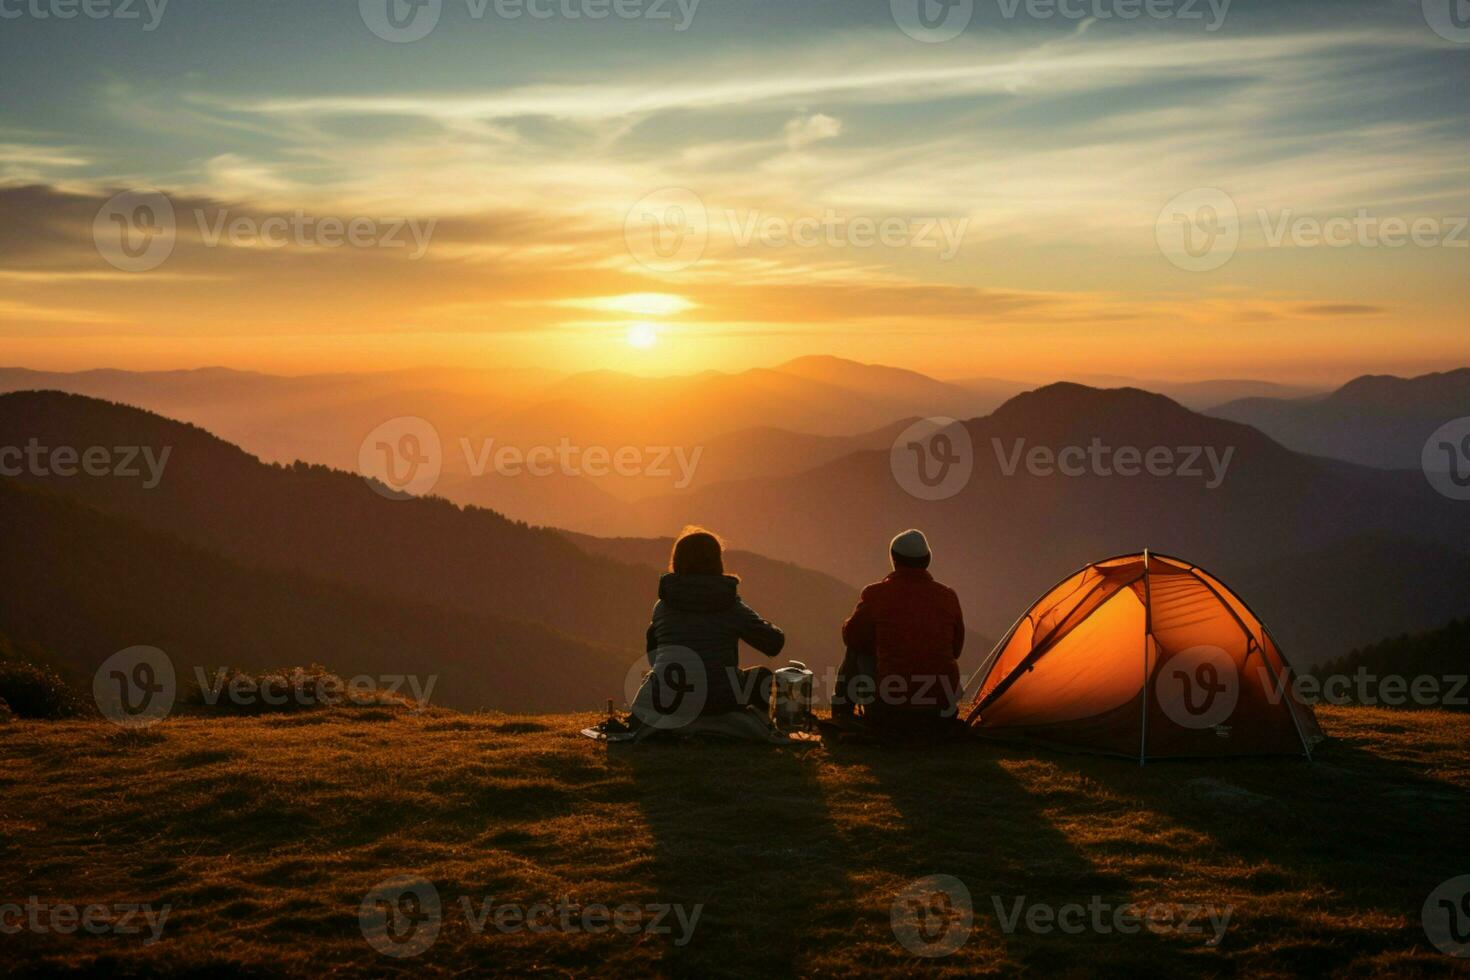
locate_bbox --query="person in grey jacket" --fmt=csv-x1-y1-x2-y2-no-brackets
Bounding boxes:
645,526,786,718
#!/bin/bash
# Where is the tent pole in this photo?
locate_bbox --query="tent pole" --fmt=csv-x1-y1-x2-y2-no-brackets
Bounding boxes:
1138,549,1152,767
1261,623,1315,762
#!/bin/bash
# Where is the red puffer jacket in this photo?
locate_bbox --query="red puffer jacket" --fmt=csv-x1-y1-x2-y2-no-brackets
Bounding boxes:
841,568,965,710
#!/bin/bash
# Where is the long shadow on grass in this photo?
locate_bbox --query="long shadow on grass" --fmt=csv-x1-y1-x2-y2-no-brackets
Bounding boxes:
619,740,854,979
1032,736,1470,974
826,737,1227,976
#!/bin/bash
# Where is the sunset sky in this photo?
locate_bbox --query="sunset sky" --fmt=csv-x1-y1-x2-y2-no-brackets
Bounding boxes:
2,0,1469,382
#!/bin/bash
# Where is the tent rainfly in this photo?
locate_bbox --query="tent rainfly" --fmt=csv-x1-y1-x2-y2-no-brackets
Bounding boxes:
964,552,1323,761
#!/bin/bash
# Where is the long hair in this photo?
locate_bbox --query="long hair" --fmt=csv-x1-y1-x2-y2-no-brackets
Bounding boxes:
669,525,729,577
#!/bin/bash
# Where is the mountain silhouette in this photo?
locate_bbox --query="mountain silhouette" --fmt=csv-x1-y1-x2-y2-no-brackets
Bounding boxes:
0,478,621,711
1314,613,1470,709
625,383,1470,663
0,391,871,690
1208,368,1470,469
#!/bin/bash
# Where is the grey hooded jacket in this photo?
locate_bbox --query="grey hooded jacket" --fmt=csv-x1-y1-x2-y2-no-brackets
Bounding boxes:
645,573,785,715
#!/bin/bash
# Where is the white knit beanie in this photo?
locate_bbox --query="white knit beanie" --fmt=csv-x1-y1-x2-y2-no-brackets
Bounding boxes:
890,528,931,559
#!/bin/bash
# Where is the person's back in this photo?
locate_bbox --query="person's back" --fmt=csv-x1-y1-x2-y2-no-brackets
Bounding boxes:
837,529,964,726
645,527,785,719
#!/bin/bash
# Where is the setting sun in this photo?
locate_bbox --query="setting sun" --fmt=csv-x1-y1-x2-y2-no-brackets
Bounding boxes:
626,322,658,349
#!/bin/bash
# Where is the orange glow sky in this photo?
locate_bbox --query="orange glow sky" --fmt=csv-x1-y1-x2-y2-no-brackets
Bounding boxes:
3,7,1469,384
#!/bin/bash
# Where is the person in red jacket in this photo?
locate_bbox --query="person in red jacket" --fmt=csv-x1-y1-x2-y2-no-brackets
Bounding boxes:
833,529,965,730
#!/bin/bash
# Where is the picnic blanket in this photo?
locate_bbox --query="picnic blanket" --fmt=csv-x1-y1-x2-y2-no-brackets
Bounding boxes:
580,706,803,743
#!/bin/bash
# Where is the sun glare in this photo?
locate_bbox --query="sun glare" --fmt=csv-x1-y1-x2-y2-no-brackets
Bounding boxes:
627,322,658,349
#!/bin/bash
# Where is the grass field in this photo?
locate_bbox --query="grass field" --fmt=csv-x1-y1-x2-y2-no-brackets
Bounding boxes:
1,706,1468,978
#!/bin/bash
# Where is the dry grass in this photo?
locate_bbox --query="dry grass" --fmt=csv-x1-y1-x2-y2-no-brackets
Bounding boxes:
0,705,1467,978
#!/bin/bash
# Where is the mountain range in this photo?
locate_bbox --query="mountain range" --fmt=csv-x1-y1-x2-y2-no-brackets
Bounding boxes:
2,359,1466,696
1207,368,1470,470
0,392,870,708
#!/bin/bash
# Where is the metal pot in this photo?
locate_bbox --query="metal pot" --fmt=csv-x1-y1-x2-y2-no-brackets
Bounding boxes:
772,660,814,732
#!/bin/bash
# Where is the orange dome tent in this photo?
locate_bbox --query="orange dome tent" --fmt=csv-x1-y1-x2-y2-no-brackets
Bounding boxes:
964,552,1323,761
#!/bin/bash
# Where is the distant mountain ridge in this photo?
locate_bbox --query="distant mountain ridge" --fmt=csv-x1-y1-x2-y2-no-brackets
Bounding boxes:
0,477,622,712
1313,615,1470,710
0,390,877,697
1207,367,1470,469
622,383,1470,664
